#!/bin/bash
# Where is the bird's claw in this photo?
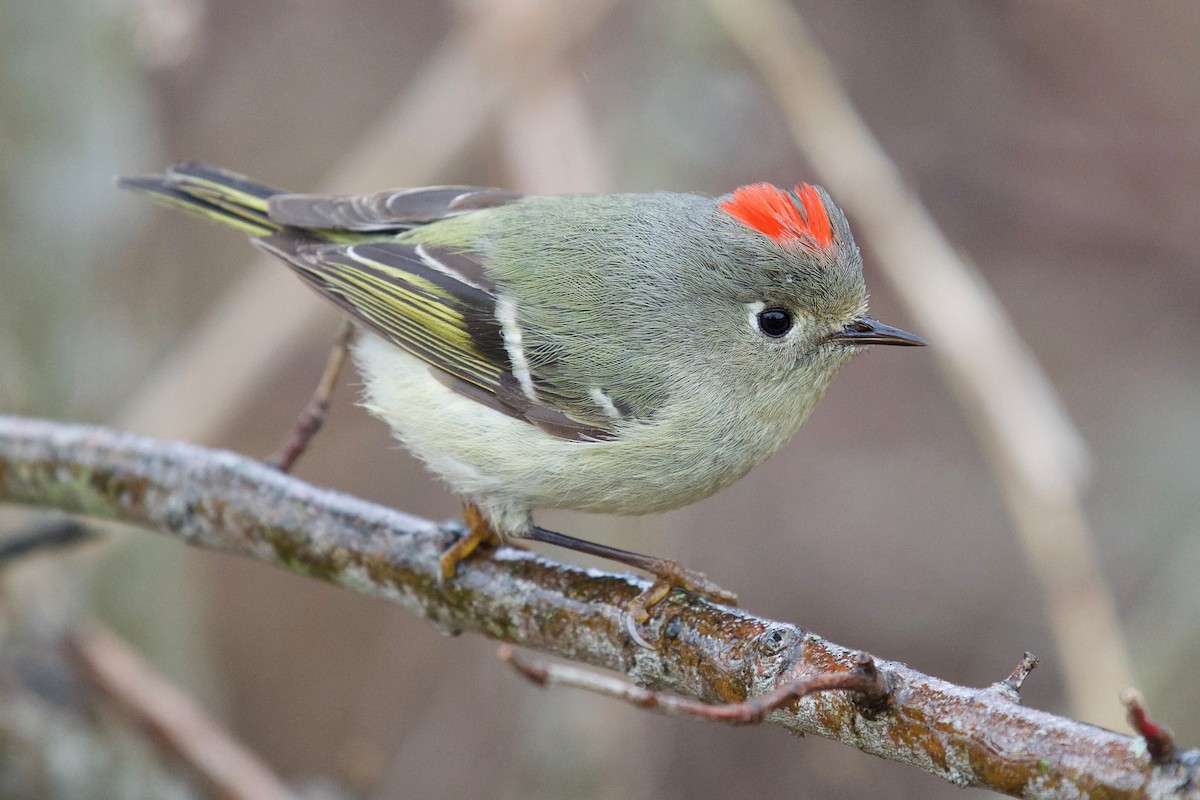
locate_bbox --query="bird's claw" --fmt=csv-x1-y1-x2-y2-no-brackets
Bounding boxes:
437,504,502,589
624,562,739,647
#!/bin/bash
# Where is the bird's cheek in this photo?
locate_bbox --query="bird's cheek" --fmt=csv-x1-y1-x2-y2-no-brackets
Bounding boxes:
798,342,853,369
794,348,825,369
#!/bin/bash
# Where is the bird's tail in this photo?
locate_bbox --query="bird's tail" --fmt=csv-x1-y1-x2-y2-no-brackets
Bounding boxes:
116,161,285,237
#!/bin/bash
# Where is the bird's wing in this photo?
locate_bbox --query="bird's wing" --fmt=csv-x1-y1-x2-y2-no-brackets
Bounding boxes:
255,236,623,441
267,186,524,232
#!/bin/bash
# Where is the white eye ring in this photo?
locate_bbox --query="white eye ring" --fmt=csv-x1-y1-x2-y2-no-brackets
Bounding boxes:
746,301,766,333
746,301,794,339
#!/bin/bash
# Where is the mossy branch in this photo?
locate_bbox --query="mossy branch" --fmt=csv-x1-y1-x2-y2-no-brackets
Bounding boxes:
0,415,1195,799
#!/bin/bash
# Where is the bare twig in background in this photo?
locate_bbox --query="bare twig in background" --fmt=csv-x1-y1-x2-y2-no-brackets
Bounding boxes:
706,0,1134,729
72,624,298,800
267,319,355,473
492,57,628,786
498,70,611,194
0,518,98,565
2,416,1196,799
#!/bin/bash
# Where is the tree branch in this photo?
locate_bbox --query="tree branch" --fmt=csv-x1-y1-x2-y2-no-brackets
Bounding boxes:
1,415,1195,799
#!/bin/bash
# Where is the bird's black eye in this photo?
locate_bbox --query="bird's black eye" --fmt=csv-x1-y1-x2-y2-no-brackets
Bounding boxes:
757,308,793,338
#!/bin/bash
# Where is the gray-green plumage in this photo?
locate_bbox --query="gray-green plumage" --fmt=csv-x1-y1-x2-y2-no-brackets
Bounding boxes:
119,162,922,539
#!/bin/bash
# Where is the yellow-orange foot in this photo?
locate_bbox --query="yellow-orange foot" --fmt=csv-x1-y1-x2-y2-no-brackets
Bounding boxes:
524,526,739,627
439,504,503,586
626,559,739,624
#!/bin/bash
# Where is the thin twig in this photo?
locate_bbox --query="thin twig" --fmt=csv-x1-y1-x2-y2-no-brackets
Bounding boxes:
706,0,1134,729
2,416,1195,799
499,646,887,725
268,319,354,473
1122,689,1177,766
71,623,298,800
998,651,1040,696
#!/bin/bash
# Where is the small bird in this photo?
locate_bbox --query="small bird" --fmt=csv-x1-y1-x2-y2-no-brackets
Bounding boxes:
120,162,925,623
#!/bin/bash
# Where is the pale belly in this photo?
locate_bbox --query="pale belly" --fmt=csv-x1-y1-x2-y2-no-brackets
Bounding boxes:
352,335,813,536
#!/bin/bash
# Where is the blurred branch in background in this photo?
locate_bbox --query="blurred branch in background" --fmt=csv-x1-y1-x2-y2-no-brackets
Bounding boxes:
492,59,620,788
71,626,297,800
498,70,611,194
1,415,1194,800
0,520,290,798
706,0,1134,729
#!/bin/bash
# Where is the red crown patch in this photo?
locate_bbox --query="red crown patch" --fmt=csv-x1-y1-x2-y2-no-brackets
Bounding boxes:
720,183,834,249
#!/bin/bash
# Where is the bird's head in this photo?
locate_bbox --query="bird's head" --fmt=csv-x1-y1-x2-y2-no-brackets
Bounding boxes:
691,182,925,410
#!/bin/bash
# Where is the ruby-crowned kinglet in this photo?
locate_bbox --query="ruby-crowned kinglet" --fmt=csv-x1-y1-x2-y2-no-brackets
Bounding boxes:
120,163,925,622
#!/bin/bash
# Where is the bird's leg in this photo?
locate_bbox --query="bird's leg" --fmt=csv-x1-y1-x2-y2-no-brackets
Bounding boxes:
439,503,505,584
268,319,355,473
527,526,738,623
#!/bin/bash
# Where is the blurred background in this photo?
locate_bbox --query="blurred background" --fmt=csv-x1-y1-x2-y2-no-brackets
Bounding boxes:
1,0,1198,797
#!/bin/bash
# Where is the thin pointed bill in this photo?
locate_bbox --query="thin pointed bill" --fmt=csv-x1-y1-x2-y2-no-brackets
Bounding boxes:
832,317,927,347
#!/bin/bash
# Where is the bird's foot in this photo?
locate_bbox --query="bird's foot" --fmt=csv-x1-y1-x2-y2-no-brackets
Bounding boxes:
625,559,739,624
438,504,503,586
525,525,738,647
